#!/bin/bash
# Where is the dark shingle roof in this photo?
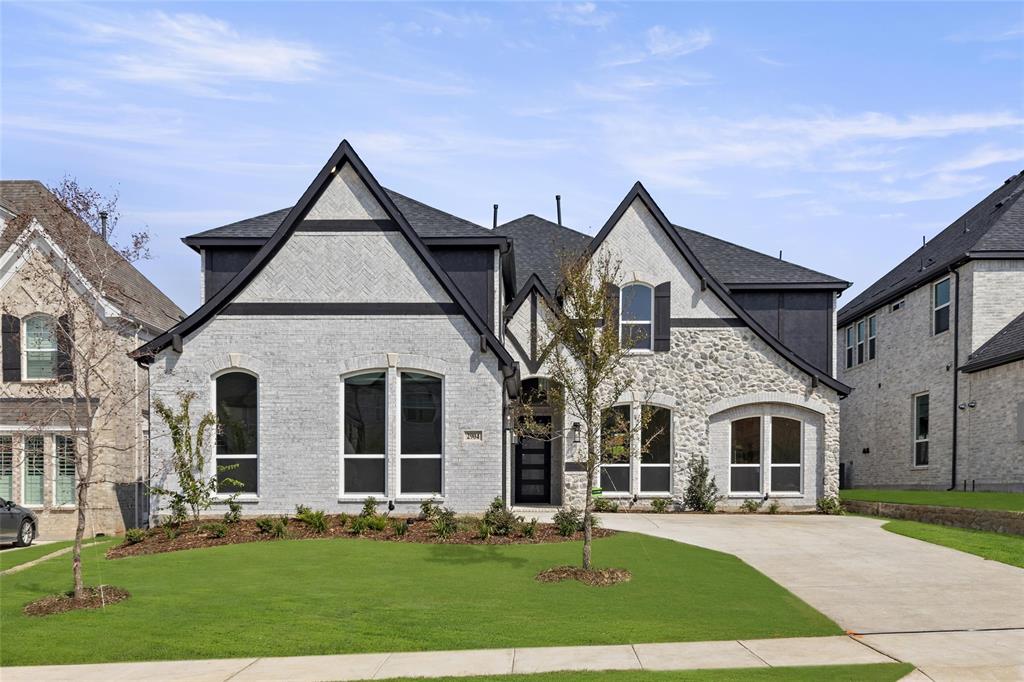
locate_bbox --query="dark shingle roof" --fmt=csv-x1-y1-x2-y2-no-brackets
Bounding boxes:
186,188,493,242
839,171,1024,326
0,181,184,332
493,214,592,291
961,311,1024,373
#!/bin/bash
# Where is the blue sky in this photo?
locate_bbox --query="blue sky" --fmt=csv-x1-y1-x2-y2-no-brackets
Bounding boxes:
3,2,1023,313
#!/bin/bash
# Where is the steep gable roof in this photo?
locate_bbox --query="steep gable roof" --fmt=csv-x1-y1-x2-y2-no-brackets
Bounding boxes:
961,310,1024,373
493,214,592,291
839,171,1024,326
0,181,184,332
132,141,515,372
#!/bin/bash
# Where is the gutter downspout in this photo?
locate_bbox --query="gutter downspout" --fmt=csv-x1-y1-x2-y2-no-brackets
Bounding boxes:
948,266,961,490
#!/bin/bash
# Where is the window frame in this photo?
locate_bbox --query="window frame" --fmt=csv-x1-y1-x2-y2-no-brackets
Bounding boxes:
599,404,633,498
396,369,444,499
933,277,951,335
22,434,45,508
728,416,763,497
0,435,12,501
53,434,76,507
845,326,854,369
638,404,672,495
620,282,654,353
339,370,388,499
856,320,866,365
211,369,260,498
913,392,929,468
22,314,58,382
867,315,877,361
768,417,803,496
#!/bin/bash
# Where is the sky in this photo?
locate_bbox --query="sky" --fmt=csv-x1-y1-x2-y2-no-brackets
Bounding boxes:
3,1,1023,314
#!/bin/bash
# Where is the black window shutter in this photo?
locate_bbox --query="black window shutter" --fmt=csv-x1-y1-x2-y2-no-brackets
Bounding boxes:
605,283,620,333
57,314,74,382
654,282,671,351
2,314,21,382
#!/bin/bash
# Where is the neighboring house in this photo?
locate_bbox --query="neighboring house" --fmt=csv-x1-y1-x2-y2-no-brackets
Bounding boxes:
133,141,849,518
0,181,184,538
837,173,1024,492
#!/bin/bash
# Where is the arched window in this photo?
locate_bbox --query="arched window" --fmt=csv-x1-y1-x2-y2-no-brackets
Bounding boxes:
23,315,57,380
620,283,653,351
730,417,761,494
214,371,258,495
399,371,443,496
770,417,802,493
342,371,387,496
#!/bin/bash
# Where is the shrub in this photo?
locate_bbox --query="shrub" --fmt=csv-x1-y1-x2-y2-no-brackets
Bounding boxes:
337,513,351,528
349,517,368,535
650,498,670,514
390,518,408,537
420,499,441,521
167,498,188,526
483,497,522,536
593,497,619,513
295,504,311,516
200,522,228,538
161,525,178,541
816,496,844,515
270,516,289,539
522,517,538,539
361,497,379,518
740,498,763,514
223,499,242,524
552,507,582,537
366,515,389,532
767,500,780,515
477,519,493,540
432,507,458,539
296,507,329,533
124,528,146,545
255,517,275,534
683,454,720,512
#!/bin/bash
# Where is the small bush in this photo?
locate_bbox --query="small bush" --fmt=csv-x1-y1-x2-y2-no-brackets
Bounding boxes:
161,525,178,541
337,513,350,528
365,515,389,532
767,500,780,515
349,516,369,535
593,497,619,513
296,507,329,533
740,498,763,514
483,497,522,536
390,518,408,537
522,517,538,539
200,522,228,538
816,496,844,515
477,519,492,540
223,499,242,524
270,516,289,539
124,528,146,545
432,507,458,539
255,517,275,534
683,454,720,512
553,507,582,537
295,504,311,516
420,499,441,521
168,498,188,526
361,497,379,518
650,498,670,514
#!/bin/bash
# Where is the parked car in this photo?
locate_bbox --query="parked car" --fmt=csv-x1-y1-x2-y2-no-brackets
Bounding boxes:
0,498,37,547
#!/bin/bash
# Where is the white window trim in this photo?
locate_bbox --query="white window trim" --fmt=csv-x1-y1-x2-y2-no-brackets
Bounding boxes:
22,434,45,509
211,369,260,500
639,405,672,495
867,315,877,361
728,417,762,497
599,403,633,498
620,282,654,354
0,434,13,501
768,417,803,496
339,370,388,499
933,277,951,335
53,434,76,508
22,313,58,383
856,320,866,365
913,392,930,469
396,369,444,500
845,326,854,369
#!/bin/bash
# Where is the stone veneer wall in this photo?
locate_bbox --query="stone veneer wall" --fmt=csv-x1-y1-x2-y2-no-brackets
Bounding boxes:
843,499,1024,535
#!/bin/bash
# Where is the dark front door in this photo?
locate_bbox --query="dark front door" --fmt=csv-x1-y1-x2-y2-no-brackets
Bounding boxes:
515,416,551,504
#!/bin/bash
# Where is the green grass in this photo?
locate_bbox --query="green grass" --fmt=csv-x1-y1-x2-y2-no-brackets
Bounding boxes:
375,665,915,682
841,488,1024,512
0,537,108,571
0,532,840,666
883,520,1024,568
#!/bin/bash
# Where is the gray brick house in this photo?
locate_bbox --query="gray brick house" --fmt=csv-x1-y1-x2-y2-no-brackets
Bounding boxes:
133,141,850,517
837,172,1024,492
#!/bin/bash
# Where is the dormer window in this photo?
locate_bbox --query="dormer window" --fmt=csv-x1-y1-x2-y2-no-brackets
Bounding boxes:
23,314,57,380
620,283,653,351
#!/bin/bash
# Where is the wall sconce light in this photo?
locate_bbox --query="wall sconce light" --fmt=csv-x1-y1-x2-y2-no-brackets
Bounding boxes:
388,500,395,512
968,400,977,408
958,403,967,410
572,422,581,444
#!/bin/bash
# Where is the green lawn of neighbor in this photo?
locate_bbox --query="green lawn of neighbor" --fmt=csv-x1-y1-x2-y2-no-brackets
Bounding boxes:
0,532,840,667
840,488,1024,512
0,537,109,571
377,665,915,682
883,520,1024,568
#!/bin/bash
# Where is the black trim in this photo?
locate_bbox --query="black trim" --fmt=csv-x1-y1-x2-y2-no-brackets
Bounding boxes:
294,219,397,232
222,302,462,316
422,236,512,252
2,314,21,382
587,181,850,396
670,318,745,328
961,348,1024,373
182,237,268,252
965,250,1024,260
564,462,586,472
839,258,969,327
726,281,850,291
530,290,538,361
654,282,671,351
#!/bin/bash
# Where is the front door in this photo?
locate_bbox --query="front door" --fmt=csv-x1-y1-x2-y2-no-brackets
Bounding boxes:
515,416,551,504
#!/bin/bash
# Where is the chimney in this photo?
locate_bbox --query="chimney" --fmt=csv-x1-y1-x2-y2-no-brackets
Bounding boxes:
555,195,562,226
99,211,109,241
493,204,498,229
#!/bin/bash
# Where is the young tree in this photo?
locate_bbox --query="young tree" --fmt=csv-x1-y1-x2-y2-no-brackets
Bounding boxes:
1,180,151,599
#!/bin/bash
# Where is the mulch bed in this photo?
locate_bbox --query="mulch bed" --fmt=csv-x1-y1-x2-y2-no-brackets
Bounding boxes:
535,566,632,586
107,516,614,559
24,586,130,617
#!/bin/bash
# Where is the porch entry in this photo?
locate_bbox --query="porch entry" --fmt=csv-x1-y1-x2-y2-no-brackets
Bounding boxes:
515,415,551,504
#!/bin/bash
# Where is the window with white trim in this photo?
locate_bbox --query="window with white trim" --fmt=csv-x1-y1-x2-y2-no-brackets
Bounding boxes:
845,326,854,369
600,405,631,495
399,371,443,496
620,283,653,351
214,371,258,495
23,314,57,380
867,315,877,361
23,435,44,506
856,320,866,365
55,435,76,506
933,278,950,334
639,405,671,493
913,393,929,467
0,436,12,500
343,371,387,496
730,417,761,494
769,417,801,493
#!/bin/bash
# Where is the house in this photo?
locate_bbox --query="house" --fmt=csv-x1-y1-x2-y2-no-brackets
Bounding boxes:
0,181,184,538
133,140,849,516
837,173,1024,492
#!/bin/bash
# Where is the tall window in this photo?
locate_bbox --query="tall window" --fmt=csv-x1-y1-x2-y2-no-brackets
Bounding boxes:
730,417,761,494
856,320,866,364
0,436,12,500
23,435,44,506
24,315,57,380
914,393,929,467
55,435,76,506
933,278,950,334
845,327,854,369
215,371,258,495
620,283,653,351
640,406,671,493
343,372,387,496
867,315,877,360
399,372,443,496
770,418,801,493
600,405,631,495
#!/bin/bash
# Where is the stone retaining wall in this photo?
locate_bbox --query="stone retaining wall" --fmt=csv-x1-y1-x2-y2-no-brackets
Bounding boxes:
843,499,1024,536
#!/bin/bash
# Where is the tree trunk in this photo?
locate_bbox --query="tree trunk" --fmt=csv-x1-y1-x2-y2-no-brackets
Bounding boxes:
72,480,86,598
582,457,594,570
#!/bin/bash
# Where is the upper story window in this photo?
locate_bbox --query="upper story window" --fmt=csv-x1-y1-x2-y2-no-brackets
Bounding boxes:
343,371,387,496
856,320,866,364
845,327,854,369
620,283,653,351
845,314,878,369
23,314,57,380
867,315,877,361
214,371,259,495
933,278,951,335
891,300,905,312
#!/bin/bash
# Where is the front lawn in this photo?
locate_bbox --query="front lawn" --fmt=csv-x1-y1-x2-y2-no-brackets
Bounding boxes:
841,488,1024,512
882,520,1024,568
0,537,108,571
0,532,840,666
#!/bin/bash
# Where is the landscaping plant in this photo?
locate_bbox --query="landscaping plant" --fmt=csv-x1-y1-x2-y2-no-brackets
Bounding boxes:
431,507,458,539
741,498,763,513
593,497,619,513
553,507,582,537
650,498,670,514
419,499,441,521
523,517,539,538
255,517,275,534
224,499,242,524
483,497,523,536
295,506,329,533
361,497,380,517
200,522,228,538
816,496,844,515
684,454,720,512
767,501,780,515
123,528,146,545
390,518,408,537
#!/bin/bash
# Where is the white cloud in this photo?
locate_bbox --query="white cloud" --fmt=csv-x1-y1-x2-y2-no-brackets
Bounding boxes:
646,26,713,59
946,23,1024,43
755,188,811,199
548,3,614,29
933,145,1024,172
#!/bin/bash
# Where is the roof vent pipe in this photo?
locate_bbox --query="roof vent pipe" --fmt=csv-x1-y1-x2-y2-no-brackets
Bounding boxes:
556,195,562,226
493,204,498,229
99,211,109,241
778,250,782,260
